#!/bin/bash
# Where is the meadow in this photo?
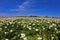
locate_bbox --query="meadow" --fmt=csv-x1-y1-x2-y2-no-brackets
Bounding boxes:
0,16,60,40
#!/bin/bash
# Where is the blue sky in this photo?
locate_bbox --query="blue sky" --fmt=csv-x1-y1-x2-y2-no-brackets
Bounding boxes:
0,0,60,17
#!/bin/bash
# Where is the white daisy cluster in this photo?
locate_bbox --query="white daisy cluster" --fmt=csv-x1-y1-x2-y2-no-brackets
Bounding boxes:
0,17,60,40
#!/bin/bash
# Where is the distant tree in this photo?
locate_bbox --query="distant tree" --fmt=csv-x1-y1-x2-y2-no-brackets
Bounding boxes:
44,16,49,18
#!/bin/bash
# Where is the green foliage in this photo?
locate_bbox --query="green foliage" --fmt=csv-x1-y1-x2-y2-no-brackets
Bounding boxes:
0,18,60,40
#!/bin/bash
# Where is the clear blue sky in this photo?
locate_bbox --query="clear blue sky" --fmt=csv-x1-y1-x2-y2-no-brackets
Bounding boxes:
0,0,60,17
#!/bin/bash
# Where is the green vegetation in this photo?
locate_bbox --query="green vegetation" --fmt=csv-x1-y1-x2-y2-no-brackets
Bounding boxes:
0,17,60,40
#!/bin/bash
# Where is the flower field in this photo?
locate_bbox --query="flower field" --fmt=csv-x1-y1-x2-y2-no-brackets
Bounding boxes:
0,17,60,40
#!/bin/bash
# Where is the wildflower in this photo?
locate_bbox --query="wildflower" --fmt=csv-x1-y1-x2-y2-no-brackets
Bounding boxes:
18,22,20,23
9,22,12,24
36,21,39,22
5,32,7,34
5,26,7,28
20,33,25,38
52,23,56,26
51,37,54,40
47,21,50,23
49,25,53,28
55,28,57,30
35,29,39,31
37,24,40,25
38,37,42,40
6,23,9,25
33,24,35,25
29,23,31,25
5,39,9,40
33,27,35,29
23,37,27,40
10,30,13,32
12,25,14,27
0,28,2,31
23,25,25,28
27,26,31,30
43,28,45,30
28,27,31,30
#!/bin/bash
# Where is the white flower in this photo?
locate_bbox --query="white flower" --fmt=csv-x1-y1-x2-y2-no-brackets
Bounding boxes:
47,21,50,23
29,26,31,28
36,21,39,22
43,28,45,30
37,24,39,25
18,22,20,24
33,24,35,25
0,28,2,31
23,37,27,40
5,32,7,34
18,34,20,37
52,23,56,26
51,37,54,40
29,23,31,25
27,26,31,30
9,22,12,24
5,26,7,28
28,28,31,30
35,29,39,31
6,23,9,25
5,39,9,40
33,27,35,29
12,25,14,27
20,33,25,38
10,30,13,32
23,25,25,28
49,25,53,27
27,25,28,27
49,27,51,29
55,28,57,30
38,37,42,40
